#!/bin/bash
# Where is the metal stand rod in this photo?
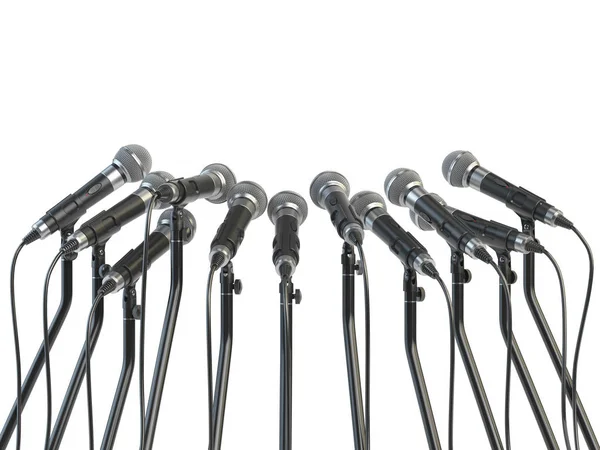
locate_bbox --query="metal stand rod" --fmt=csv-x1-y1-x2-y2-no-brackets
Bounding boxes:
143,207,184,450
48,243,106,450
100,284,138,450
341,243,367,450
451,251,503,450
404,268,442,450
497,252,559,449
279,276,295,450
521,219,599,450
211,263,237,450
0,227,75,450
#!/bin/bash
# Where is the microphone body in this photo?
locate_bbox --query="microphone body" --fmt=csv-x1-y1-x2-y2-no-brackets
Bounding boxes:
442,151,571,228
29,145,152,241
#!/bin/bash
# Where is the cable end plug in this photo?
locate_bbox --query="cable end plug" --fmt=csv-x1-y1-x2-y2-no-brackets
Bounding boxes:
22,229,41,245
60,239,79,255
421,262,439,279
525,240,545,254
554,214,573,230
473,247,494,264
98,279,117,297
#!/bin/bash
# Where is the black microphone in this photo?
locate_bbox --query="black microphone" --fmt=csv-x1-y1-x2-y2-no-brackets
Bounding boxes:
60,171,173,254
442,151,572,229
309,171,364,245
268,191,308,277
350,191,438,278
209,181,268,269
156,163,236,206
385,168,492,262
24,145,152,244
99,208,196,295
408,194,545,255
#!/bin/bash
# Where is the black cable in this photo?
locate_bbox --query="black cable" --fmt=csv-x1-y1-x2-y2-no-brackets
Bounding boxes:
489,260,512,450
10,242,25,450
355,242,370,450
206,265,218,450
542,249,572,450
571,227,594,450
433,274,455,450
139,195,157,450
85,291,105,450
42,251,62,450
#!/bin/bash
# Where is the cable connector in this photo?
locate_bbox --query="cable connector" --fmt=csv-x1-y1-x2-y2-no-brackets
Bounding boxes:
98,279,117,297
22,229,40,245
555,215,573,230
474,247,494,264
60,239,79,255
525,240,545,254
421,262,439,279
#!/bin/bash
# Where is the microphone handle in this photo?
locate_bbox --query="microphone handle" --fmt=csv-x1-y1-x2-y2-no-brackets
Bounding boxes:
210,204,253,259
322,191,362,242
371,214,428,268
160,174,216,205
273,214,300,273
111,231,170,287
450,209,522,252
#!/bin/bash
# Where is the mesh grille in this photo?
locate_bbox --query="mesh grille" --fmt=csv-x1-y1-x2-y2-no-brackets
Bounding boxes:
309,171,350,208
268,191,308,225
384,169,422,207
442,151,479,187
201,163,237,204
349,191,386,223
227,181,268,219
114,145,152,182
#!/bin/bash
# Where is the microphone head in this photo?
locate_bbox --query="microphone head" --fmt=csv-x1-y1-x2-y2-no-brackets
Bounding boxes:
349,191,386,225
200,163,237,204
384,168,423,207
309,171,351,209
113,145,153,182
442,151,480,187
227,181,268,219
140,171,175,209
409,193,446,231
268,191,308,226
158,208,197,244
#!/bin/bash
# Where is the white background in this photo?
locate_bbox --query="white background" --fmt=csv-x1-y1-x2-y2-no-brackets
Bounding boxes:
1,2,599,449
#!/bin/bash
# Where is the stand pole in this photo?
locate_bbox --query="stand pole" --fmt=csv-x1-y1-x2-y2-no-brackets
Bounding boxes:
451,250,503,450
404,268,442,450
143,206,184,450
280,276,298,450
521,219,599,450
100,284,138,450
48,243,106,450
341,243,367,450
0,227,75,450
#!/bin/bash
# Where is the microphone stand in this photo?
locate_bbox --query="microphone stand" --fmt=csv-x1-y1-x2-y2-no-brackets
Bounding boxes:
496,251,559,450
144,206,185,450
100,283,139,450
403,267,442,450
211,262,242,450
521,219,599,450
341,243,367,450
279,275,301,450
450,250,503,450
0,227,75,450
48,242,107,450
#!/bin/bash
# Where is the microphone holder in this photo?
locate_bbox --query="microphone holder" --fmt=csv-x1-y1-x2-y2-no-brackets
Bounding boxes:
450,250,503,450
0,227,76,450
521,219,599,450
144,206,185,450
496,251,559,449
100,283,139,450
403,267,442,450
48,242,107,450
341,243,367,450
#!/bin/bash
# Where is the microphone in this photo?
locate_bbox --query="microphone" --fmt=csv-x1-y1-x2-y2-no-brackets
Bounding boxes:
268,191,308,277
100,208,197,295
24,145,152,244
209,181,268,269
442,151,572,229
156,163,236,205
350,191,438,278
60,171,174,254
384,168,492,262
408,194,545,255
309,171,364,245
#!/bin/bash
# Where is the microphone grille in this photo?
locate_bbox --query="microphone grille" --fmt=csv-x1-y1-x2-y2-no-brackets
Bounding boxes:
157,208,197,244
442,151,479,187
201,163,237,204
141,171,175,209
384,168,422,207
268,191,308,226
114,145,153,182
408,193,446,231
309,171,350,209
227,181,268,219
349,191,386,224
